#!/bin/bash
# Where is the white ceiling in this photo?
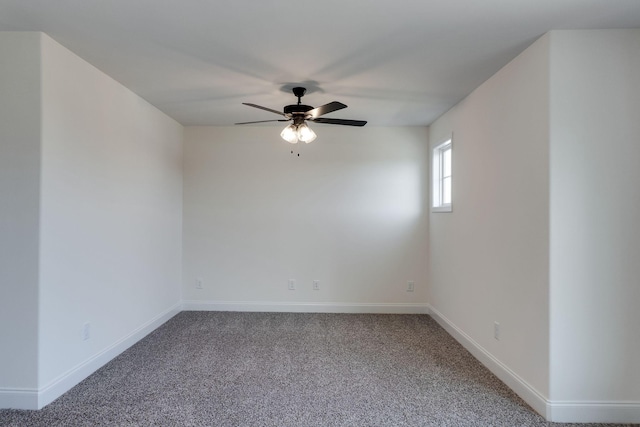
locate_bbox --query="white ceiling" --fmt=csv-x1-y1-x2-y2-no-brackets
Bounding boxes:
2,1,640,127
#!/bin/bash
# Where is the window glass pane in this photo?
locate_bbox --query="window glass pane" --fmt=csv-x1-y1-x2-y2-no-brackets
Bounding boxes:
432,138,452,211
432,147,440,207
442,147,452,177
443,176,451,204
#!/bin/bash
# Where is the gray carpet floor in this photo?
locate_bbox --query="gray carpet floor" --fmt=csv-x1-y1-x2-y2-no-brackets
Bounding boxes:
0,312,633,426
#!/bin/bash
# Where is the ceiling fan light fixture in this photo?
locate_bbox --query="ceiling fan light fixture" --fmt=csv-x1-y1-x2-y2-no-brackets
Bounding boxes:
297,123,317,143
239,87,367,144
281,124,299,144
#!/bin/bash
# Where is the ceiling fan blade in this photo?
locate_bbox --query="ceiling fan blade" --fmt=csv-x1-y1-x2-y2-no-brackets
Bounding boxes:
242,103,286,116
307,101,347,119
311,117,367,127
235,119,289,125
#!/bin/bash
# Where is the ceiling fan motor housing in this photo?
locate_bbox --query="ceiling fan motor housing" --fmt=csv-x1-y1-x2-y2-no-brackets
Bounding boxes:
284,104,313,124
284,104,313,114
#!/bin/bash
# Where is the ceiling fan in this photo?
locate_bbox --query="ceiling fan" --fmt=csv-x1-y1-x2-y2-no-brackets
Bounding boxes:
235,87,367,144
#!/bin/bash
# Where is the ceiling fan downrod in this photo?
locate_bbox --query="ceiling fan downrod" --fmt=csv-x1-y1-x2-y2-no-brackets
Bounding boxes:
284,87,313,118
292,86,306,104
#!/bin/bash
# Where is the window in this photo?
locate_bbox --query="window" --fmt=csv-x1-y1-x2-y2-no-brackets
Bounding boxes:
432,138,452,212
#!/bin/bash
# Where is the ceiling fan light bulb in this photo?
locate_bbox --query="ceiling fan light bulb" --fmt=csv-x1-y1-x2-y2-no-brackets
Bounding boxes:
281,124,298,144
297,123,317,143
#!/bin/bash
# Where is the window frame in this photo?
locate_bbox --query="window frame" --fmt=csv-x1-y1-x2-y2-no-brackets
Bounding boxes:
432,137,453,213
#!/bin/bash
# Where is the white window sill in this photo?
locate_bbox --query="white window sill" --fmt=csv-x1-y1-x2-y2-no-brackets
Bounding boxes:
432,205,452,213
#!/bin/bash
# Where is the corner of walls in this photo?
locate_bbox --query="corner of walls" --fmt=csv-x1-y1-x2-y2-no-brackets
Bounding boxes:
427,33,551,417
10,33,184,409
35,303,181,409
547,29,640,423
427,304,549,416
0,31,43,408
429,29,640,423
430,303,640,423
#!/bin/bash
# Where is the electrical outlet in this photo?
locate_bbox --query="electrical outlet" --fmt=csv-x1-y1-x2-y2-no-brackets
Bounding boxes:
313,280,320,290
407,281,415,292
196,278,203,289
82,322,91,341
494,322,500,340
288,279,296,290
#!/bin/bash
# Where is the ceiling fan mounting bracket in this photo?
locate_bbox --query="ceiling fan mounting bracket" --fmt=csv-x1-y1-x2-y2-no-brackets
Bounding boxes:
292,86,307,100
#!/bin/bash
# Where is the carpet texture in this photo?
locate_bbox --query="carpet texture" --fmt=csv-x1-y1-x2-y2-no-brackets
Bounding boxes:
0,312,633,426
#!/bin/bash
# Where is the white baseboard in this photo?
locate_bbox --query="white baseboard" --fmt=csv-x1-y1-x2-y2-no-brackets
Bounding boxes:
0,303,181,410
427,304,640,424
0,388,38,411
547,401,640,424
7,301,637,423
427,304,549,417
182,300,429,314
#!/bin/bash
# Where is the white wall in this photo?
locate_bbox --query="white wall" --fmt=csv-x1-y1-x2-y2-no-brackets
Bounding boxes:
183,126,429,312
4,27,637,421
549,29,640,407
0,32,184,409
429,29,640,423
0,32,41,394
37,34,183,396
428,34,550,403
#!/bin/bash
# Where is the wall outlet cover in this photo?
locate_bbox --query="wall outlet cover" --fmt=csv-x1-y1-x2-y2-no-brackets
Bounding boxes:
82,322,91,341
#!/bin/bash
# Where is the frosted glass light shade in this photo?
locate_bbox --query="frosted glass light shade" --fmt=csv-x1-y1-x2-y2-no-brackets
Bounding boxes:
280,124,298,143
297,123,317,143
